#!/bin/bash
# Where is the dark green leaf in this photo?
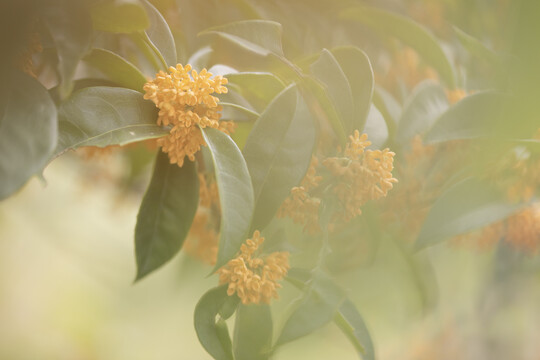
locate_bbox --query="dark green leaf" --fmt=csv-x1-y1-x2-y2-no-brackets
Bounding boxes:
90,0,149,33
201,128,255,271
219,295,240,320
225,72,285,112
425,91,507,143
335,300,375,360
415,177,524,249
43,1,93,98
141,0,177,66
332,46,375,133
200,20,284,57
341,6,456,88
311,49,355,134
244,86,316,230
135,152,199,280
55,86,167,156
84,48,147,92
276,271,346,346
397,81,449,146
233,305,273,360
194,285,235,360
220,102,260,122
0,71,57,200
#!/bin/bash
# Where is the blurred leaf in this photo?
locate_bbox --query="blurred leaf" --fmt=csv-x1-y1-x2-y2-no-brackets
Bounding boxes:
276,271,346,346
397,81,449,146
341,6,456,88
134,152,199,280
363,105,388,148
425,91,507,143
200,20,284,57
335,300,375,360
188,46,214,70
84,48,147,92
311,49,355,134
90,0,149,33
233,304,273,360
415,177,524,249
219,295,240,320
300,76,347,146
332,46,375,133
42,1,93,98
226,72,285,112
0,71,57,200
373,86,401,141
202,128,255,271
194,285,235,360
55,87,166,156
141,0,177,66
220,102,260,122
453,26,502,70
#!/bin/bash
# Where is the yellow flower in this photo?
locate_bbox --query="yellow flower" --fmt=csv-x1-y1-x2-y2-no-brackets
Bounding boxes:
446,89,467,104
218,231,290,304
506,205,540,253
143,64,233,167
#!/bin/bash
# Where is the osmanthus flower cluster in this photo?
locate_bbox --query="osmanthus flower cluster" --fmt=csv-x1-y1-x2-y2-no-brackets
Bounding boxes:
143,64,235,167
218,231,290,305
279,131,397,231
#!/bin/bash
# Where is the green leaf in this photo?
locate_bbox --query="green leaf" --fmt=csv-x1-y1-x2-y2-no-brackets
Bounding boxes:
415,177,524,250
233,305,273,360
225,72,286,112
372,86,401,140
201,128,255,271
134,152,199,280
276,271,346,346
331,46,375,133
90,0,149,33
200,20,284,57
84,48,147,92
341,6,456,88
188,47,214,71
42,1,93,98
0,71,57,200
311,49,355,134
364,105,388,149
300,76,348,146
220,103,260,122
425,91,507,143
397,81,449,146
335,300,375,360
141,0,177,66
194,285,235,360
244,86,316,231
55,86,167,156
453,26,502,70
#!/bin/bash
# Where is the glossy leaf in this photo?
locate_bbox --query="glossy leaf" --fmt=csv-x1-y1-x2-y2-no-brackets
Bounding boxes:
335,300,375,360
220,102,260,122
233,305,273,360
194,285,235,360
0,71,57,200
55,87,167,156
276,271,346,346
90,0,149,33
141,0,177,66
341,6,456,88
134,152,199,280
311,49,355,134
397,81,449,146
244,86,315,230
332,46,375,133
84,48,147,92
225,72,286,112
202,128,255,271
43,1,93,98
415,177,524,249
364,105,388,149
200,20,284,57
425,91,507,143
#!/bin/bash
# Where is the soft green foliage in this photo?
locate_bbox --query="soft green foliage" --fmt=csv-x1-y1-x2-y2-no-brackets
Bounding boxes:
233,304,273,360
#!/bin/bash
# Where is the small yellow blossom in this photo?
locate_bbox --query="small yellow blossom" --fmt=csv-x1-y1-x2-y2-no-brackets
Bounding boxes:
143,64,233,167
446,89,467,104
506,205,540,253
218,231,290,304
